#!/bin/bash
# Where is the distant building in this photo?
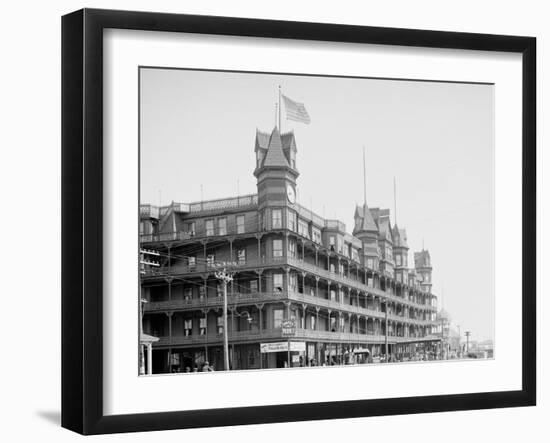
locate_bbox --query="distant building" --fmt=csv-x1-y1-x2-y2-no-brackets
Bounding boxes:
139,127,440,373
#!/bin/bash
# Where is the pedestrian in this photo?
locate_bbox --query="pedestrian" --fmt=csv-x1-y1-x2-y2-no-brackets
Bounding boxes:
202,361,214,372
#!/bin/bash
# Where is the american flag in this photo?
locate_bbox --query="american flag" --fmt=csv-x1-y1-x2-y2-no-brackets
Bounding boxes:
282,94,311,124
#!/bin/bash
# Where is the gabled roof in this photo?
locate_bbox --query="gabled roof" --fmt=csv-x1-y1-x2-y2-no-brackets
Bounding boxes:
371,208,392,243
414,250,431,268
281,132,297,152
353,203,378,234
255,129,270,152
392,224,409,248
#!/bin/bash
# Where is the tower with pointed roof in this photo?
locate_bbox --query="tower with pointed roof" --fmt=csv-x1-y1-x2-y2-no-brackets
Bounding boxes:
414,249,433,293
353,204,380,271
392,224,409,284
254,127,299,219
371,208,395,279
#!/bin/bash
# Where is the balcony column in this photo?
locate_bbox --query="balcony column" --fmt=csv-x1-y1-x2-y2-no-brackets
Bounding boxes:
301,303,307,329
284,267,291,293
203,308,209,358
327,280,331,301
202,275,208,304
315,246,319,267
284,301,291,320
301,272,307,294
202,240,207,265
255,233,262,263
301,239,305,261
315,307,320,331
165,276,173,301
256,303,264,332
166,311,173,345
337,284,341,303
255,269,263,293
315,276,320,297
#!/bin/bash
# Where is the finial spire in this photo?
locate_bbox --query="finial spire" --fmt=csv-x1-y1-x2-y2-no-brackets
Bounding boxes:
393,176,397,227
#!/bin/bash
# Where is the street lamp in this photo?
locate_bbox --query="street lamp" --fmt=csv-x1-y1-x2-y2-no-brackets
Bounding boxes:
214,262,236,371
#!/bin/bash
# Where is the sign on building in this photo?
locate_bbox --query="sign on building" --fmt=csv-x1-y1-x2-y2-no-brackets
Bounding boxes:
260,341,306,353
281,320,296,336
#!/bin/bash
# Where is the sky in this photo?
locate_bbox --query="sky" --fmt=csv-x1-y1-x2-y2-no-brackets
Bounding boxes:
140,67,495,343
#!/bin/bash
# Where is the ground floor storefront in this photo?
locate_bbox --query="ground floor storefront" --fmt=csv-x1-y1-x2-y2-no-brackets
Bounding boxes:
148,339,441,373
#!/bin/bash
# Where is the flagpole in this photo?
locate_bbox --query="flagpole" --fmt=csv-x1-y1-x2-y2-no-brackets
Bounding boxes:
363,146,367,207
278,85,282,132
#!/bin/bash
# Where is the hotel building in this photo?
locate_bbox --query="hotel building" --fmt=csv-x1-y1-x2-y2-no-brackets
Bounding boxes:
139,127,440,373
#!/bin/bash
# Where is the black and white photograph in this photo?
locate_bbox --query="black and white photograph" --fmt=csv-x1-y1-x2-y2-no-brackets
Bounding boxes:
138,67,495,375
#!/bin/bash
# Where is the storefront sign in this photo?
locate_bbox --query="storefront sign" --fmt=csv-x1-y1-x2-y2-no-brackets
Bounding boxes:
260,342,289,353
260,341,306,353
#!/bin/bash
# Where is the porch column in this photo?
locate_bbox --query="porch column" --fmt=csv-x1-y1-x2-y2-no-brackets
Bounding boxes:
147,343,153,375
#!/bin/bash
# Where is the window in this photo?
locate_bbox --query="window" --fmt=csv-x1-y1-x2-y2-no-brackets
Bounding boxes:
329,235,336,251
273,273,283,292
366,258,374,270
207,254,215,268
287,210,297,231
273,309,284,328
205,219,214,236
218,217,227,236
184,318,193,336
217,315,224,334
330,263,335,273
186,221,196,235
272,209,282,229
216,283,223,298
352,248,359,262
312,227,322,244
298,219,309,238
199,286,205,300
184,287,192,301
330,316,337,332
310,314,316,330
330,290,336,301
236,215,245,234
396,254,402,266
288,240,296,258
199,316,207,335
273,239,283,257
385,245,393,260
250,280,258,293
188,256,196,270
237,248,246,265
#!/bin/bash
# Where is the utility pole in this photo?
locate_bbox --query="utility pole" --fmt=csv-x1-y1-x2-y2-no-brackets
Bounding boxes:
215,264,233,371
457,325,461,358
465,331,471,355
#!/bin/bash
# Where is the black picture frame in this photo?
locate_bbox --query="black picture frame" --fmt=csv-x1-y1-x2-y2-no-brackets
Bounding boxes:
61,8,536,435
